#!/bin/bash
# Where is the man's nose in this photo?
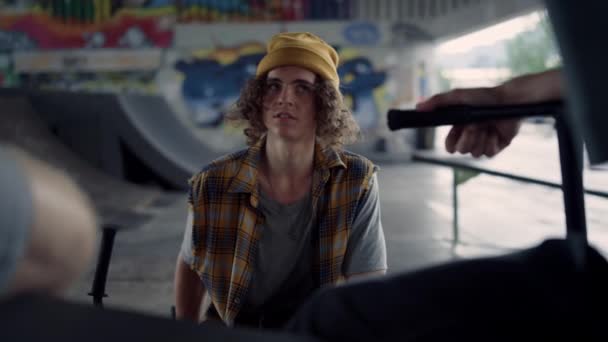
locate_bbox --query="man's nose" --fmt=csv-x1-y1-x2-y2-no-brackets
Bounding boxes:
277,86,294,106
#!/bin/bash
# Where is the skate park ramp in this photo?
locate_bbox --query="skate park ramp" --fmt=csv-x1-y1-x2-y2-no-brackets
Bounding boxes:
115,93,208,189
0,89,223,229
0,93,157,228
0,89,220,191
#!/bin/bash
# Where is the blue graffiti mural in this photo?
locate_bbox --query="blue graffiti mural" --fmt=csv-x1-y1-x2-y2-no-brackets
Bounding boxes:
343,22,381,46
175,53,262,127
175,51,385,130
338,56,386,130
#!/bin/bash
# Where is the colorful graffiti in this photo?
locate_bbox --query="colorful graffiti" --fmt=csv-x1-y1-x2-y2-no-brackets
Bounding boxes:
0,1,174,50
0,0,358,33
176,53,263,127
339,56,387,130
175,0,353,23
172,43,265,127
343,22,382,46
171,43,387,132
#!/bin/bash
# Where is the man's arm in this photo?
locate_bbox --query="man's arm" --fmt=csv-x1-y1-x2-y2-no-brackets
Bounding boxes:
174,255,206,322
173,210,208,322
416,68,564,158
4,147,97,296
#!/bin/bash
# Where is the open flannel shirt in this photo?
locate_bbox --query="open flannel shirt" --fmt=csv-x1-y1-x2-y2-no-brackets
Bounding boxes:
188,137,377,325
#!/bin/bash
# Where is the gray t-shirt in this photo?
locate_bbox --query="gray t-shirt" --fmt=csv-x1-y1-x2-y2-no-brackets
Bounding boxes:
0,147,32,295
241,189,314,314
180,173,387,310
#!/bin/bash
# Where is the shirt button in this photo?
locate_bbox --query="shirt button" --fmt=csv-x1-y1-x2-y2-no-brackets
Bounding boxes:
234,298,241,304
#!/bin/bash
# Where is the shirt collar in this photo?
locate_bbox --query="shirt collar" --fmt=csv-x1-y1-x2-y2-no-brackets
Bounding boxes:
227,135,347,205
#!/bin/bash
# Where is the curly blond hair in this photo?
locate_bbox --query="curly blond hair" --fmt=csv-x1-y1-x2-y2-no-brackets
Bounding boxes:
225,75,360,150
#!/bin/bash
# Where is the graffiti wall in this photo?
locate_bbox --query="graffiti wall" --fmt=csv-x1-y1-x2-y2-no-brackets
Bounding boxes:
171,0,354,23
0,2,174,50
0,1,174,93
165,45,389,130
1,0,359,33
159,39,397,153
0,1,434,156
161,21,433,155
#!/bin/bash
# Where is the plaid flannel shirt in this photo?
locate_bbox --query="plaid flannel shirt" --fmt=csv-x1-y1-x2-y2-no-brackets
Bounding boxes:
188,138,376,326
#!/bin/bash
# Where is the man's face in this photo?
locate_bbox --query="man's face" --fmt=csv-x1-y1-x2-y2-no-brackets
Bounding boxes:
262,66,317,143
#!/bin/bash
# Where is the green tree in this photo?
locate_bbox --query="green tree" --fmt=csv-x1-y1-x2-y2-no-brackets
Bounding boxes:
504,12,561,76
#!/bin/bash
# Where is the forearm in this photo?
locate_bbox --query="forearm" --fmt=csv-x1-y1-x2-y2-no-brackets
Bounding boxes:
7,149,97,295
174,257,206,322
497,68,563,104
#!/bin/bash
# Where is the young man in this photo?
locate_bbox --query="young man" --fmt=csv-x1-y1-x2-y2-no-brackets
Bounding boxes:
174,32,387,328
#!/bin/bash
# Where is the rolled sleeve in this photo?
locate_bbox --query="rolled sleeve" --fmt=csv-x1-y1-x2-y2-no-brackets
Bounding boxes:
343,173,387,276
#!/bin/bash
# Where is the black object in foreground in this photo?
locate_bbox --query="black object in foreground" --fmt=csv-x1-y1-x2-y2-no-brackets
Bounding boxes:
0,294,317,342
387,100,564,130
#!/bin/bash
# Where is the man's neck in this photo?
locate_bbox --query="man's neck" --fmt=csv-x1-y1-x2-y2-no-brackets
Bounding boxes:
263,135,315,179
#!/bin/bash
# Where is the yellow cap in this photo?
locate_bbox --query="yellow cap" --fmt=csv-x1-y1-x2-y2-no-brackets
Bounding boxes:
256,32,340,88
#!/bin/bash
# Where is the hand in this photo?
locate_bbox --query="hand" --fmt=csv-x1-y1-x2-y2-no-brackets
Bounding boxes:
416,87,521,158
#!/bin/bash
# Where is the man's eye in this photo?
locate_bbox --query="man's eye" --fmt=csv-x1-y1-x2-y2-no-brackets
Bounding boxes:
296,84,312,93
267,83,281,92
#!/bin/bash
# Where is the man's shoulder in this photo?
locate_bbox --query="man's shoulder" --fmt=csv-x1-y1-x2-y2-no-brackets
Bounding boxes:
330,150,378,192
201,149,248,175
338,150,377,173
189,149,248,189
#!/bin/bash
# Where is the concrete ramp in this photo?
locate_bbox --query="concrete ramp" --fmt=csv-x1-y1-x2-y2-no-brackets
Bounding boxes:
0,94,163,227
1,90,220,191
114,93,215,189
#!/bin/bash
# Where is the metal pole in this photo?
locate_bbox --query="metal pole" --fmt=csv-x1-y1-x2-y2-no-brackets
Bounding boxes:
452,168,460,244
555,116,587,269
88,226,117,307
